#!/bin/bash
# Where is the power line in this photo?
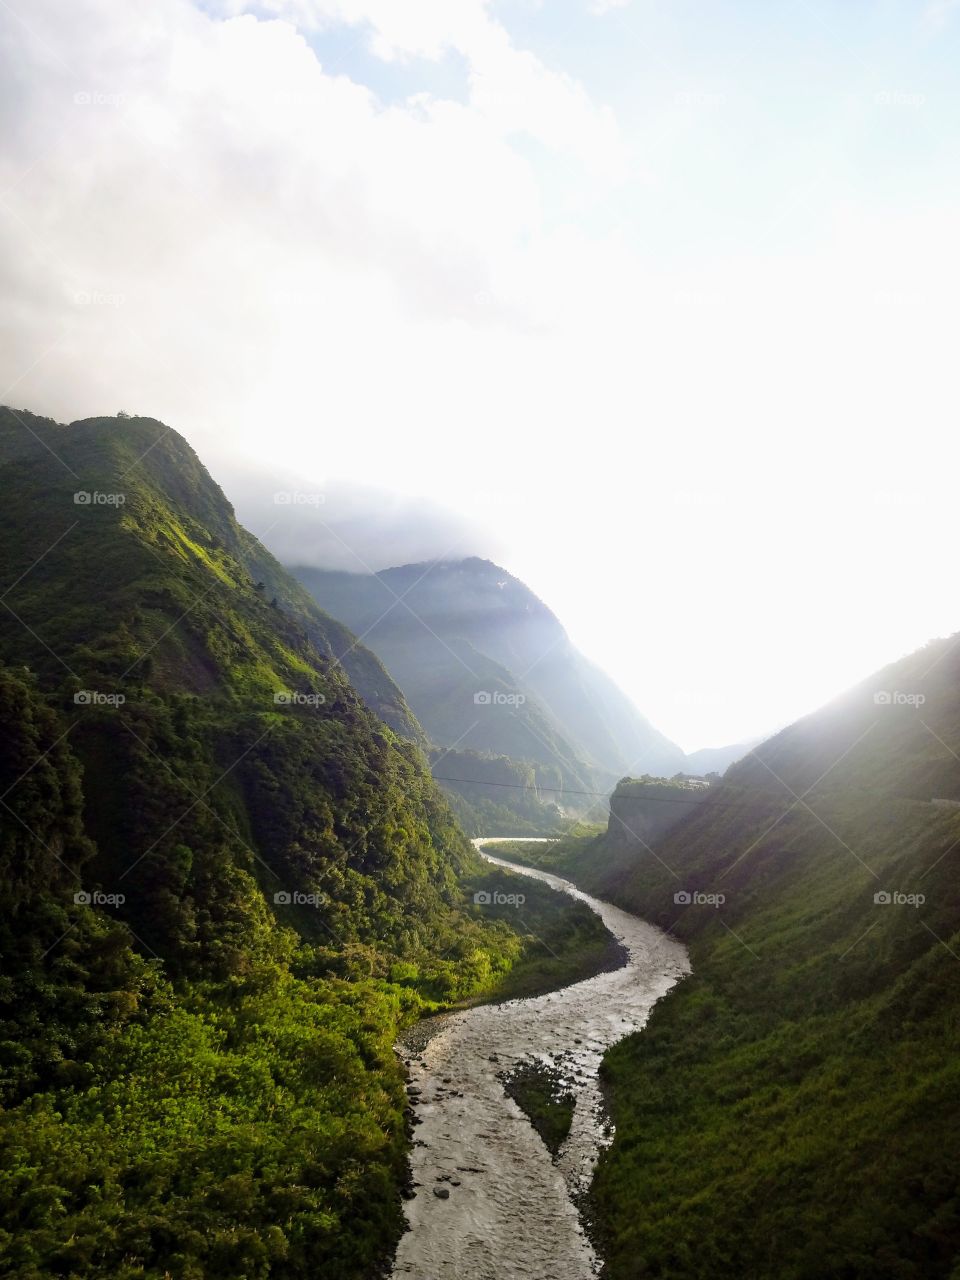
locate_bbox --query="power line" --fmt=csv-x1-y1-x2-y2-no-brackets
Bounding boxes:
432,775,716,802
430,773,947,813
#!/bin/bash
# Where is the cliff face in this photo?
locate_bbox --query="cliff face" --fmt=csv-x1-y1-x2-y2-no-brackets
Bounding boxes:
605,778,711,851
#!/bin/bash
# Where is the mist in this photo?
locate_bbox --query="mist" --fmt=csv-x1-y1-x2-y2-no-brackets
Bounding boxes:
2,0,960,748
210,456,500,574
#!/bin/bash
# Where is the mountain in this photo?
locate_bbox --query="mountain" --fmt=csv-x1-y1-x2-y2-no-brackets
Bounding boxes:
0,409,423,744
0,407,594,1279
211,456,495,575
542,636,960,1277
291,559,686,814
427,746,570,837
684,739,757,775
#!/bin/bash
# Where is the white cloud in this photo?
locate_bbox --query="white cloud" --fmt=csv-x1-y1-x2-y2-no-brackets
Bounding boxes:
1,0,960,750
215,0,626,177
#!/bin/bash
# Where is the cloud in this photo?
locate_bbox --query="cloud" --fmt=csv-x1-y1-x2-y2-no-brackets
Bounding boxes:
2,0,960,749
0,0,547,407
213,458,500,571
215,0,625,176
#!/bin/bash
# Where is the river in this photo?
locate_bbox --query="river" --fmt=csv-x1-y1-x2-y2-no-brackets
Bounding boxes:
391,838,690,1280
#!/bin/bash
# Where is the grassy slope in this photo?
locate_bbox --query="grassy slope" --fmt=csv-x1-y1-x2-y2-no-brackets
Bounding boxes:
462,860,621,1002
542,643,960,1278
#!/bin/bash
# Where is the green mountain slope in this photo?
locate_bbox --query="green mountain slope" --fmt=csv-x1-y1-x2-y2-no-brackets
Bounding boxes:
0,408,423,743
427,747,570,837
291,559,688,832
545,639,960,1278
293,563,599,778
0,407,599,1279
292,559,685,774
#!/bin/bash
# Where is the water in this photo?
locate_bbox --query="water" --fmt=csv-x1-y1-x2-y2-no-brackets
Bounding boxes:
391,839,690,1280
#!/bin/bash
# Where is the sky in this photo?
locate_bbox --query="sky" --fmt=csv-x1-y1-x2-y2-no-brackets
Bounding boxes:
2,0,960,751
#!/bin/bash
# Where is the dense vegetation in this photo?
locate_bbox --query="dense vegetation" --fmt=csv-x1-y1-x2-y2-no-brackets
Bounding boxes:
501,1058,576,1157
428,747,571,836
0,409,608,1279
538,647,960,1278
461,857,619,1002
479,830,602,873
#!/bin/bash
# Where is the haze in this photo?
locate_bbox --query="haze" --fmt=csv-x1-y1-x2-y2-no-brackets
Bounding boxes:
2,0,958,751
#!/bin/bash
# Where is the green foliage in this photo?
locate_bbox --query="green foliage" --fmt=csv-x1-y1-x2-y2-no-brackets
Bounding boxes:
0,408,423,741
553,653,960,1278
429,748,572,836
501,1058,575,1157
0,975,412,1280
0,410,607,1278
461,864,620,1002
484,830,604,875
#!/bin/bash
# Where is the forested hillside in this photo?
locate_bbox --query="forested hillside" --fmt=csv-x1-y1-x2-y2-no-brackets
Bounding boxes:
0,408,600,1279
525,644,960,1277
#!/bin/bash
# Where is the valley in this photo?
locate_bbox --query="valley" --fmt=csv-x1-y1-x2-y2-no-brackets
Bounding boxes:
491,649,960,1278
0,409,957,1279
290,560,745,834
2,5,956,1275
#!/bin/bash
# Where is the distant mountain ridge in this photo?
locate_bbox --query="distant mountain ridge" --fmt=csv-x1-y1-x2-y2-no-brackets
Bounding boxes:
291,558,689,814
685,739,759,775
